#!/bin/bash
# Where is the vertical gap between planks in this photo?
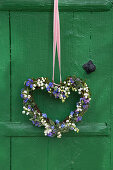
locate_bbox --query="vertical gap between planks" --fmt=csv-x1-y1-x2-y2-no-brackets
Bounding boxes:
89,12,92,59
9,11,12,122
9,11,12,170
110,14,112,170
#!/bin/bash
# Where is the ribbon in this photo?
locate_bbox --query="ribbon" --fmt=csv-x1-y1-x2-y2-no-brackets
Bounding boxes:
52,0,62,83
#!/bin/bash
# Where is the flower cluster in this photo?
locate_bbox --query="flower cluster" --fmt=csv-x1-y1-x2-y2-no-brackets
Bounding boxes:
21,76,91,138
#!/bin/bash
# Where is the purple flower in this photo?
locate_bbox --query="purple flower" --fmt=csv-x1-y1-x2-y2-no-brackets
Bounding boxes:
51,126,54,129
70,78,74,84
26,81,30,86
85,99,90,104
28,79,33,83
70,127,74,130
56,120,60,124
49,82,53,87
83,105,88,109
32,120,35,124
35,121,40,127
80,97,89,104
24,98,28,103
70,111,74,116
26,79,33,87
63,94,66,98
30,84,33,88
42,113,47,118
28,105,31,109
21,94,24,98
61,124,65,128
53,90,57,95
47,132,53,137
46,86,50,91
76,116,82,122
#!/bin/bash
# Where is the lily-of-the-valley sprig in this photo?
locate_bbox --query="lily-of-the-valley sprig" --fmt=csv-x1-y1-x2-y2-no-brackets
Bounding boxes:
21,76,91,138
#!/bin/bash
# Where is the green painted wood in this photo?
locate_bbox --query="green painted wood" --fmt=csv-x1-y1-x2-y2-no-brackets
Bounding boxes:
0,0,112,11
0,12,10,122
0,122,109,137
0,12,10,170
111,9,113,170
9,10,112,170
11,137,110,170
0,2,112,170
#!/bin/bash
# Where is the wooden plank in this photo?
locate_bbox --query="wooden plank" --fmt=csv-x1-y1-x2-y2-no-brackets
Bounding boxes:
111,8,113,170
0,12,10,122
0,122,110,136
0,12,10,170
11,137,110,170
72,10,111,170
12,137,49,170
0,0,112,11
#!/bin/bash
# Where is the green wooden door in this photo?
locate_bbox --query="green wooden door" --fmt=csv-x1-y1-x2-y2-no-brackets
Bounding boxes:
0,0,113,170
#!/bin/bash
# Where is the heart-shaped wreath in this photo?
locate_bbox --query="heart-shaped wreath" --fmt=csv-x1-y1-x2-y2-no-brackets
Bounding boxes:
21,76,91,138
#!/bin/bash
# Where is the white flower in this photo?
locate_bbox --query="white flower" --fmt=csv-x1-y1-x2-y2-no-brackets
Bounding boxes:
26,112,29,115
64,81,66,84
28,95,31,99
57,132,62,138
33,84,36,87
76,105,82,112
32,87,35,90
65,87,68,90
23,106,27,110
41,87,44,90
45,124,49,128
24,94,27,98
59,94,63,99
22,110,25,114
42,78,45,82
41,119,44,123
78,88,83,94
44,128,52,136
58,88,60,92
45,84,48,88
34,111,37,114
84,87,89,92
24,90,27,94
72,123,76,127
74,128,79,133
84,93,89,98
41,83,43,86
77,108,82,112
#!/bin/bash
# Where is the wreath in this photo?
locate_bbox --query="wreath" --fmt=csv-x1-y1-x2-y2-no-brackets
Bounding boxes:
21,76,91,138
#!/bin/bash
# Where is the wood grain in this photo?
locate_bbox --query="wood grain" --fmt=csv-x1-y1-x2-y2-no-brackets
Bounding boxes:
0,0,112,11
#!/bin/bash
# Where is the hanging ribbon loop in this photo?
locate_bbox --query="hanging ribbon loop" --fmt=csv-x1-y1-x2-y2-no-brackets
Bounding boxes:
52,0,62,83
